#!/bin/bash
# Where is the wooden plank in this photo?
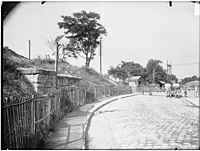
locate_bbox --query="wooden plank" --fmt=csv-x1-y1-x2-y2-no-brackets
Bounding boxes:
3,97,7,149
34,98,38,146
15,101,21,148
47,96,51,133
11,96,18,149
21,98,25,148
57,93,61,119
3,106,8,149
19,102,23,149
18,97,24,148
31,95,35,138
25,100,28,147
9,96,14,149
34,110,53,124
5,97,12,149
3,95,47,109
43,98,46,136
77,89,80,106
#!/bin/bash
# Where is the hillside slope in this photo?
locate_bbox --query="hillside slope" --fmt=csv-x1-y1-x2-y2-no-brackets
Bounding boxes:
3,47,117,97
3,47,37,98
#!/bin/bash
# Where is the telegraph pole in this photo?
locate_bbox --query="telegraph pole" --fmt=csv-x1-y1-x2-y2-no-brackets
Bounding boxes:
100,37,102,74
167,61,172,82
167,60,169,82
153,69,155,83
28,40,31,59
55,41,59,89
170,62,172,75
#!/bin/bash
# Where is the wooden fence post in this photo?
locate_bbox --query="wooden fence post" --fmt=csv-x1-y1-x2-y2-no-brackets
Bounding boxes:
10,96,18,149
5,97,12,148
77,88,79,105
31,95,35,137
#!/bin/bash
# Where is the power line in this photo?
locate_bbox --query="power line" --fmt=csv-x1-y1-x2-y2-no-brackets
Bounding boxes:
172,62,199,66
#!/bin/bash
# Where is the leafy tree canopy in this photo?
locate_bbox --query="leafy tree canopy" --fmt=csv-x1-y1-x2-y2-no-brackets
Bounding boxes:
145,59,167,83
108,61,144,81
58,10,107,67
46,36,79,62
181,76,199,85
108,59,179,84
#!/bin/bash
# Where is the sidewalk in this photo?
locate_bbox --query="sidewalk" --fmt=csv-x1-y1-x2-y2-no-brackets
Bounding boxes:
37,93,136,149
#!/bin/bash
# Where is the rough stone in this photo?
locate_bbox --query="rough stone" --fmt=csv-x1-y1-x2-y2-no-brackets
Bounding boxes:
18,68,81,95
18,67,56,75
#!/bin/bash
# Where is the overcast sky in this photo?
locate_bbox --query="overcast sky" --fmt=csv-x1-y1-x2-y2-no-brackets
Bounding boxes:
3,1,199,79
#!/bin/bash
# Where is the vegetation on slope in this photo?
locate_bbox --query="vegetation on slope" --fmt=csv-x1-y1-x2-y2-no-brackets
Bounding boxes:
3,47,37,98
33,57,115,87
3,47,116,98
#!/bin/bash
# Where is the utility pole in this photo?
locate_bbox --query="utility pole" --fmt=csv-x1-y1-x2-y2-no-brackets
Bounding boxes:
167,61,172,82
167,60,169,82
153,69,155,83
100,37,102,74
170,62,172,75
55,41,59,89
28,40,31,59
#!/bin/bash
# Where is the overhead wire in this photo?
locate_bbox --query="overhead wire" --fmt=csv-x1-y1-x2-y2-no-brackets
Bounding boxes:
172,62,199,66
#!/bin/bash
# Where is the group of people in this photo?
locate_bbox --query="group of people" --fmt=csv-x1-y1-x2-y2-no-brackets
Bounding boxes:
164,82,184,98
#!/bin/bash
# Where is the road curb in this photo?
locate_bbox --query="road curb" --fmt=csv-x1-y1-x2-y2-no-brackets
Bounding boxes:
180,97,199,107
83,93,137,149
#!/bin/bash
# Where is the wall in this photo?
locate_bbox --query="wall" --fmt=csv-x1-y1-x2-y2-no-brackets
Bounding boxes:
18,68,81,95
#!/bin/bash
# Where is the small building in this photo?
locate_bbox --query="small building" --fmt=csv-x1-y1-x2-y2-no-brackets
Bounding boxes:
126,76,144,87
157,80,165,88
184,80,199,97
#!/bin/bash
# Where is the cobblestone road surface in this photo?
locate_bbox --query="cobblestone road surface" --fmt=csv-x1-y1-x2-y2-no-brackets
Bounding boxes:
87,95,199,149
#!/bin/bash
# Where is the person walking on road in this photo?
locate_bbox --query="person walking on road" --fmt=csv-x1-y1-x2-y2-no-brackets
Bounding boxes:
165,82,171,97
172,82,181,98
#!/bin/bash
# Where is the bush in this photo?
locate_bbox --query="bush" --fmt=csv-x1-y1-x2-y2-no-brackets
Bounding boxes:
33,56,55,65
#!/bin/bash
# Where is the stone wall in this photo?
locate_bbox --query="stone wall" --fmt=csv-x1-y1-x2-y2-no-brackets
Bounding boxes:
18,68,81,94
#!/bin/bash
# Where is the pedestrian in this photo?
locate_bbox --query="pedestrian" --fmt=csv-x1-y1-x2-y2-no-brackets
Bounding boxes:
184,89,187,97
165,83,171,97
194,86,198,97
142,86,144,95
172,82,180,98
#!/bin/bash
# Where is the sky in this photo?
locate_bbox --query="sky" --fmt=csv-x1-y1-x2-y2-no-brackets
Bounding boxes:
3,1,200,80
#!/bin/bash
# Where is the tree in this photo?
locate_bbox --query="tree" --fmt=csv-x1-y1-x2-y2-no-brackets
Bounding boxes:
145,59,178,83
46,36,78,62
108,66,126,81
145,59,167,83
108,61,144,81
108,67,119,81
58,10,107,67
120,61,143,76
169,74,178,82
181,76,199,85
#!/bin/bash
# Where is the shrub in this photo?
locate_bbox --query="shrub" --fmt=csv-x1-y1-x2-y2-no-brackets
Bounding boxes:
33,56,55,65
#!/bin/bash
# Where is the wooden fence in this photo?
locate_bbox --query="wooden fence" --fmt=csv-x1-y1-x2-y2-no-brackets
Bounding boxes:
2,85,131,149
137,86,199,97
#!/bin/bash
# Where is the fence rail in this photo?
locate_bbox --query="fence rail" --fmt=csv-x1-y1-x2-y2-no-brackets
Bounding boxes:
2,85,131,149
137,86,199,97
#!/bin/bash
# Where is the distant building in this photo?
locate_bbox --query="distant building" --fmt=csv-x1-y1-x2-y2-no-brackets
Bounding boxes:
126,76,144,87
157,80,165,88
184,80,199,97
